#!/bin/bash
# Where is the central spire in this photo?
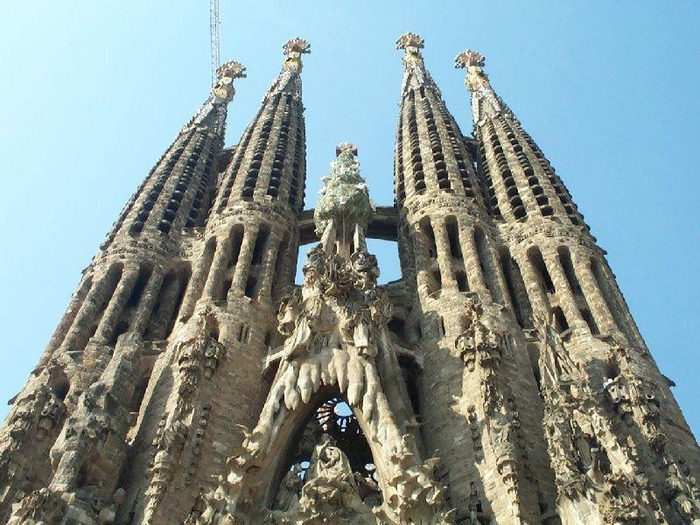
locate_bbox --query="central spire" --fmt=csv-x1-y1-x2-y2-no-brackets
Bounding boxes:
315,144,373,257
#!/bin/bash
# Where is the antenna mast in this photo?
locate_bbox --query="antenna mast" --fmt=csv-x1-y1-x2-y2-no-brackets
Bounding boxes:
210,0,221,85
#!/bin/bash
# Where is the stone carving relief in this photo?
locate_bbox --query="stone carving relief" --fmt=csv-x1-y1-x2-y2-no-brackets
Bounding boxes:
0,361,67,456
535,322,666,523
6,343,140,524
454,295,526,517
197,147,453,524
143,307,225,523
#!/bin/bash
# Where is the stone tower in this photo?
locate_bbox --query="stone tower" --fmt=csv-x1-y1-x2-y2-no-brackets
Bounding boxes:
1,34,699,525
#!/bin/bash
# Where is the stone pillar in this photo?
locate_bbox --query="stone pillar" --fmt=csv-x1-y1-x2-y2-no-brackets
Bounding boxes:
180,238,216,320
571,248,617,335
432,218,456,291
148,274,184,340
39,276,93,365
542,250,585,331
203,233,233,300
257,236,282,299
231,225,260,296
60,269,117,352
130,269,166,335
95,264,140,343
514,252,550,321
459,225,488,296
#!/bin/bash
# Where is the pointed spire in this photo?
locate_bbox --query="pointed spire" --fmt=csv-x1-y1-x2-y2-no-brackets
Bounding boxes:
214,40,310,213
183,59,246,135
261,37,310,102
455,49,508,121
456,48,586,225
396,32,440,96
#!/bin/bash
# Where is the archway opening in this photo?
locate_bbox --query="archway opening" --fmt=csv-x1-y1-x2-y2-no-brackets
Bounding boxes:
272,394,382,511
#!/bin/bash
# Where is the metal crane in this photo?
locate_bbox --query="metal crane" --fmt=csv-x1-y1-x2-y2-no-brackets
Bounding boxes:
210,0,221,85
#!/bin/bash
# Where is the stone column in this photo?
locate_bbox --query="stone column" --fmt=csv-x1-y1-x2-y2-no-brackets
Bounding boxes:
130,269,166,335
514,252,550,321
39,276,93,366
571,248,617,335
179,238,216,320
432,218,457,291
542,249,585,331
257,236,282,300
94,264,140,343
231,225,260,296
458,224,488,296
148,274,184,341
60,269,118,353
203,232,233,300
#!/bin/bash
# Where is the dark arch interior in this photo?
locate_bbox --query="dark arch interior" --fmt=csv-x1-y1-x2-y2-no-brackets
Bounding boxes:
274,394,382,510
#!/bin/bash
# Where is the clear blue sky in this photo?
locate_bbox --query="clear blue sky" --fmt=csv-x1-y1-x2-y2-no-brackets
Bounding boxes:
0,2,698,438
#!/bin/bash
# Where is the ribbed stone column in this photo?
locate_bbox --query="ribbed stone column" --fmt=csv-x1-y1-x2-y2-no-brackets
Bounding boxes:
148,275,183,340
180,239,216,320
95,264,140,343
40,276,93,365
480,238,510,307
571,248,617,335
459,225,488,297
203,234,233,300
515,252,551,320
257,236,282,299
432,218,456,291
130,270,166,335
60,270,118,352
231,225,260,296
542,250,585,330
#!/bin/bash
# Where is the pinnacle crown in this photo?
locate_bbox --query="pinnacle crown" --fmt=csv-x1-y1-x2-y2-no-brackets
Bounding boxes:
216,61,247,80
396,32,424,53
336,142,358,157
282,37,310,72
455,49,485,69
283,37,311,57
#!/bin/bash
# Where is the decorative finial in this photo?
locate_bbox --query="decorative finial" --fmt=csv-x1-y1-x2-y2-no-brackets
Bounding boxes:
212,60,246,103
336,142,358,157
454,50,485,69
455,49,490,92
216,60,247,80
315,144,373,237
283,37,311,71
396,32,425,54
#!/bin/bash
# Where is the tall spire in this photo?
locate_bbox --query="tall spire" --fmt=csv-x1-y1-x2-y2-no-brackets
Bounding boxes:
184,60,247,135
456,49,584,225
215,38,309,214
393,33,484,208
102,60,246,244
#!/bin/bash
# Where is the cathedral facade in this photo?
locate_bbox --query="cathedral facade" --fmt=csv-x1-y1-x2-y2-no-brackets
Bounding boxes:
1,34,699,524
